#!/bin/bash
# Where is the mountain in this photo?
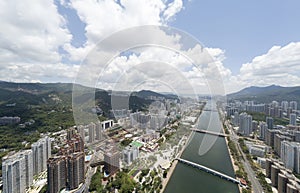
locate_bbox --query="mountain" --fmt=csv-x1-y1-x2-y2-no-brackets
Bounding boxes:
227,85,300,104
0,81,179,151
132,90,179,100
0,81,177,117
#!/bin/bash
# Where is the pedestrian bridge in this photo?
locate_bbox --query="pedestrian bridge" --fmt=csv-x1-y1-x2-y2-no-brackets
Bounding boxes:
175,158,240,185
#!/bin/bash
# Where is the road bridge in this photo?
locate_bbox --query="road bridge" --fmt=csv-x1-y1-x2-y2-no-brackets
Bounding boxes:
176,158,240,184
191,128,228,137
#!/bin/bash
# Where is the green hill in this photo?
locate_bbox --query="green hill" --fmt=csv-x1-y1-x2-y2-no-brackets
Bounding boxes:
227,85,300,104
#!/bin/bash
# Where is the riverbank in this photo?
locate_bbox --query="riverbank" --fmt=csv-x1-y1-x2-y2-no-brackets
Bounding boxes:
160,130,194,193
222,121,242,193
161,107,203,193
162,102,239,193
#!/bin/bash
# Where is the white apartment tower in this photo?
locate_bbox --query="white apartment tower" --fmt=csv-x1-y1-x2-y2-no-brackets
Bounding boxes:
2,150,33,193
31,136,51,175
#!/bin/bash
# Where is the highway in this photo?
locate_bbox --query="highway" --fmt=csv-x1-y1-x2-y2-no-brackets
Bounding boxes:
225,120,264,193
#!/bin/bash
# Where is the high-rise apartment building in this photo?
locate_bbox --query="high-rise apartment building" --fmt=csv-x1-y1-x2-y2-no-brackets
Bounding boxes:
281,101,289,112
104,149,120,175
149,114,167,131
2,150,33,193
47,157,67,193
233,111,239,126
47,133,85,193
259,122,268,140
290,113,297,126
95,121,102,141
88,123,95,143
238,113,252,136
76,125,86,142
290,101,298,111
281,141,300,172
32,136,51,175
67,152,85,190
266,117,274,130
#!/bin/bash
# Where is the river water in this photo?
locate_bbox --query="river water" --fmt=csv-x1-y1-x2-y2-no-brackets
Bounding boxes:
164,101,239,193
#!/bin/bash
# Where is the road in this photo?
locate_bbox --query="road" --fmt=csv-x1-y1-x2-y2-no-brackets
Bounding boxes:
84,151,98,193
225,120,264,193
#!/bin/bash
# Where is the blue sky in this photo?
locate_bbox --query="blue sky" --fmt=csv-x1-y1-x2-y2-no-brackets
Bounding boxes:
56,0,300,75
1,0,300,93
171,0,300,74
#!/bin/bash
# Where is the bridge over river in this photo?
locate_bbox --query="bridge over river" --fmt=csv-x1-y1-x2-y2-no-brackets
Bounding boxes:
175,158,240,185
190,128,228,137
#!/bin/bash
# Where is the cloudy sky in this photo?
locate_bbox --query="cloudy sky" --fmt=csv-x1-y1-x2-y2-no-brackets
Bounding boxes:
1,0,300,94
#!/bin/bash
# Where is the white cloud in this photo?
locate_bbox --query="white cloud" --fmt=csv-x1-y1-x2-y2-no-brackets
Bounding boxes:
163,0,184,21
88,44,228,95
0,1,71,64
64,0,184,62
0,0,185,84
3,1,300,96
239,42,300,87
0,0,73,82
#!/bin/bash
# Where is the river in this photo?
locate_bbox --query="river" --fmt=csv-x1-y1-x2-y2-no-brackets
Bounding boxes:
164,101,239,193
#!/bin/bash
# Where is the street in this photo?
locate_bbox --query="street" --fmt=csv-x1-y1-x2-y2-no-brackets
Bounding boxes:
225,120,264,193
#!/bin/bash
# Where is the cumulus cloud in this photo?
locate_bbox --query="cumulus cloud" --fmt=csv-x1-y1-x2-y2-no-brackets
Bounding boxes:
0,0,73,82
0,0,229,96
239,42,300,87
163,0,184,21
3,0,300,96
64,0,184,61
0,0,185,84
84,42,228,95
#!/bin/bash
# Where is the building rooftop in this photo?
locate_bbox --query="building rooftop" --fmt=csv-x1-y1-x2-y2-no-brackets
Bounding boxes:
130,141,144,148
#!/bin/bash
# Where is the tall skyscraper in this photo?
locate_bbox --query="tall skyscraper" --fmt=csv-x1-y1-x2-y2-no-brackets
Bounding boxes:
281,141,300,172
47,132,85,193
88,123,95,143
32,136,51,175
67,128,76,141
95,121,102,141
104,149,120,175
252,120,258,132
47,157,67,193
150,114,167,130
238,113,252,136
2,150,33,193
290,101,298,111
76,125,86,142
281,101,289,112
266,117,274,130
233,111,239,126
130,112,150,128
290,113,297,126
265,129,279,147
67,152,85,190
67,134,84,153
22,150,33,188
259,122,268,140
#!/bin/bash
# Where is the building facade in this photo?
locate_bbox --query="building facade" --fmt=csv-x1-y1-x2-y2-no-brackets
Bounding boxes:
2,150,33,193
32,136,51,175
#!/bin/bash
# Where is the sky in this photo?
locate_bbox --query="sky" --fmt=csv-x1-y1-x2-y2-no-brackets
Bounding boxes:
0,0,300,94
